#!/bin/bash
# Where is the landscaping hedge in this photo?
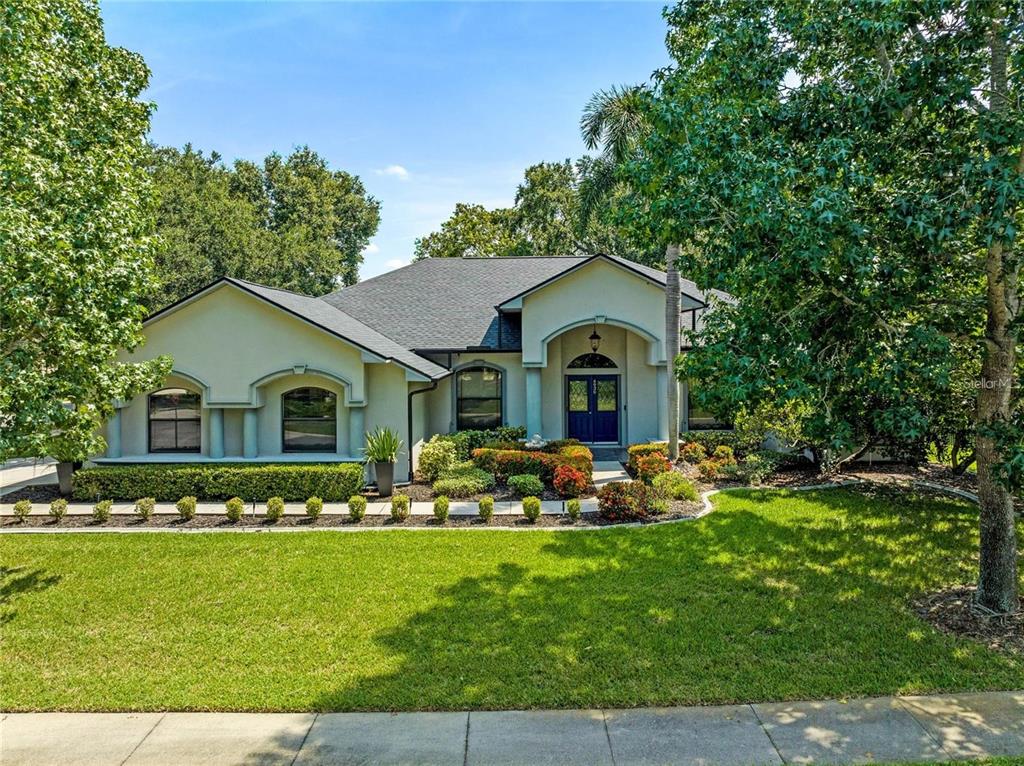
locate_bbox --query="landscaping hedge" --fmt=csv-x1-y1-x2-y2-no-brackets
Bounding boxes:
471,445,593,482
72,463,365,502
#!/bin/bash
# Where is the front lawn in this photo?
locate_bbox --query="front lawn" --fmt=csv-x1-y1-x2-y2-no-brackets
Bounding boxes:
1,488,1021,712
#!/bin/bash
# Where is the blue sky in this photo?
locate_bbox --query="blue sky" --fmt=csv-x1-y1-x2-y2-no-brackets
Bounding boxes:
103,2,670,278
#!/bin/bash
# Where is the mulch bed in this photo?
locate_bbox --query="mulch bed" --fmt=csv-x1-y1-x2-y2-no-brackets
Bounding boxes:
1,499,703,530
2,484,63,503
390,482,581,503
914,585,1023,656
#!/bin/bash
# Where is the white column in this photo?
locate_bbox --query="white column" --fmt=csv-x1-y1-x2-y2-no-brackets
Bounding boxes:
656,366,669,441
348,406,365,457
525,367,542,438
243,408,258,458
106,409,122,458
209,407,224,459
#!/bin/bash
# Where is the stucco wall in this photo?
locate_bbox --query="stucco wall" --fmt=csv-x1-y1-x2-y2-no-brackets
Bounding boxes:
519,258,667,366
123,284,368,406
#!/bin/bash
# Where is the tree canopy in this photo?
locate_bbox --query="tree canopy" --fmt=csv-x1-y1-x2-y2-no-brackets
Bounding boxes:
623,0,1021,611
0,0,170,461
149,144,380,309
413,159,660,265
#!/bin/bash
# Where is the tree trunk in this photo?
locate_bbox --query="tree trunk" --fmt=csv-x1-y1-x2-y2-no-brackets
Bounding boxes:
975,19,1019,615
666,244,681,461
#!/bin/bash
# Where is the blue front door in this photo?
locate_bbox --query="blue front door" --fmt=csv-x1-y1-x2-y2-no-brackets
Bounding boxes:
566,375,619,443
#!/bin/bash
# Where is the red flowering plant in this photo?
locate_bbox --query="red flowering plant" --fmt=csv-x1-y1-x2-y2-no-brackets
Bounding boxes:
597,480,651,522
636,453,672,484
553,464,588,498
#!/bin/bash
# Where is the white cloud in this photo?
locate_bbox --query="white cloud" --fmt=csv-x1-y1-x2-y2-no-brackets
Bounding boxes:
363,243,380,255
384,258,409,271
375,164,409,181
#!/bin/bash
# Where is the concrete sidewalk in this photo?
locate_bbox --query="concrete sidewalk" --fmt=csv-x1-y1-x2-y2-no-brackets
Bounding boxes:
3,691,1022,766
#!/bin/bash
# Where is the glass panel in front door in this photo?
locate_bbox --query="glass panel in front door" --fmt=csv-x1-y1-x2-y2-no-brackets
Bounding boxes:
596,379,616,411
569,380,589,411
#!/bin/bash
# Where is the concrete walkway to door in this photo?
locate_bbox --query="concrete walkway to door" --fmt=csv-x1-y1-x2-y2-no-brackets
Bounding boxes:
592,460,630,488
4,690,1022,766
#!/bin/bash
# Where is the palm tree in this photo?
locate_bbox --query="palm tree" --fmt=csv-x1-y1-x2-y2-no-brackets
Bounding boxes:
580,86,682,461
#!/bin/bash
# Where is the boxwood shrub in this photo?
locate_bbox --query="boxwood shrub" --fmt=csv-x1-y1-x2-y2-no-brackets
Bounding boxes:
72,463,364,502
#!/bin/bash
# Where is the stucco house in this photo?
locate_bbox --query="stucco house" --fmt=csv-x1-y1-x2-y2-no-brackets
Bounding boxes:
101,254,725,482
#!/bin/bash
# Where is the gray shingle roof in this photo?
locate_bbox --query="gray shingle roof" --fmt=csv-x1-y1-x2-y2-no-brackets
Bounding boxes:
224,279,450,380
322,255,726,351
321,256,593,350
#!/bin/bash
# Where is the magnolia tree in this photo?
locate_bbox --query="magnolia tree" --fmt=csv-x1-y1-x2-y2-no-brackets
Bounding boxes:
0,0,170,463
627,0,1021,612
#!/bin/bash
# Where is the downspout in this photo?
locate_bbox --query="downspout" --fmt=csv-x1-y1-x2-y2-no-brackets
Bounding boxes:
408,379,440,481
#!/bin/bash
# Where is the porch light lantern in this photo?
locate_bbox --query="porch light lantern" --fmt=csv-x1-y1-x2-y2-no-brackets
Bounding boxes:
589,325,602,352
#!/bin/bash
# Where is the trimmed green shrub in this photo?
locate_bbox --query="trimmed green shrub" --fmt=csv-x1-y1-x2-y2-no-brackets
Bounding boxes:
348,495,367,521
433,495,450,522
566,498,582,521
478,495,494,522
418,437,458,481
226,497,245,522
93,499,112,522
72,463,364,502
176,496,197,521
737,451,784,485
597,481,650,522
522,496,541,522
680,442,708,463
49,498,67,522
265,496,284,522
135,497,155,520
686,430,741,455
306,496,323,520
391,494,410,521
713,445,737,464
508,473,544,497
553,464,588,498
627,443,667,474
13,499,31,522
652,472,699,501
433,462,494,498
437,427,527,461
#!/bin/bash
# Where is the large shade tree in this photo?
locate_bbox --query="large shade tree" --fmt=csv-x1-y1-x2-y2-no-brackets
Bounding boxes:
150,145,380,309
1,0,170,462
413,159,659,265
628,0,1022,612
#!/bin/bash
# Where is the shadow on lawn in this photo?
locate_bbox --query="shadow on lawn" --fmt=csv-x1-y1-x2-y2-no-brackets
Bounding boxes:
1,565,61,626
308,489,1022,712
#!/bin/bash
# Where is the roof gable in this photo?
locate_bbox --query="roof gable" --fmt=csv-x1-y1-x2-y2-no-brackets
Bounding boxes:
146,279,449,380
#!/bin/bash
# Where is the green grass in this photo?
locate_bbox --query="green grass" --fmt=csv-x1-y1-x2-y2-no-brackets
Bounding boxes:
1,488,1021,712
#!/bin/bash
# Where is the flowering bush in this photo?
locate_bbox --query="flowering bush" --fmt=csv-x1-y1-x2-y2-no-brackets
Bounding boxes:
472,446,593,482
698,459,722,481
681,442,707,463
597,481,651,522
418,436,458,481
636,453,672,483
553,464,588,498
627,443,667,474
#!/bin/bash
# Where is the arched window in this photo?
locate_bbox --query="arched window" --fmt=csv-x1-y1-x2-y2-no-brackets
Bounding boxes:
282,387,337,452
567,353,617,369
149,388,201,453
456,367,502,430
